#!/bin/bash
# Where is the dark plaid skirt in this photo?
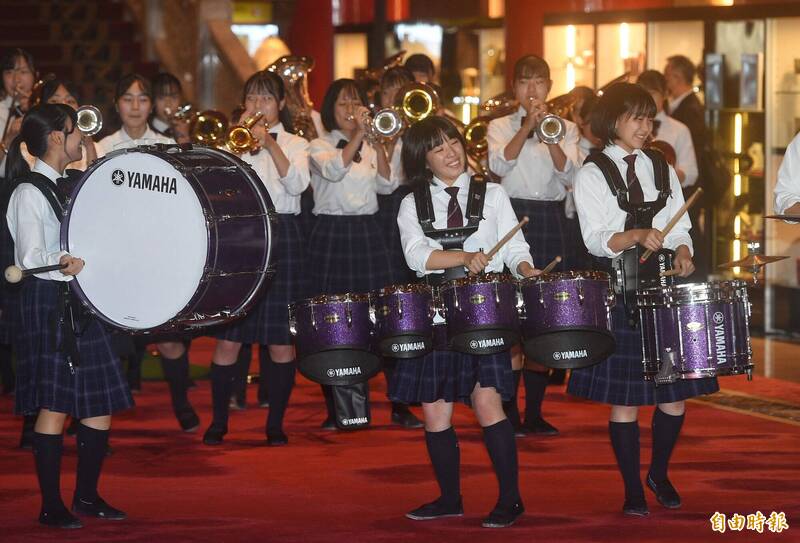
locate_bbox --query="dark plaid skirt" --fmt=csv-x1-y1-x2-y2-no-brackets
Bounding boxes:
14,278,134,418
511,198,582,272
567,304,719,406
216,214,308,345
0,285,21,345
308,213,394,296
378,187,414,285
389,348,514,406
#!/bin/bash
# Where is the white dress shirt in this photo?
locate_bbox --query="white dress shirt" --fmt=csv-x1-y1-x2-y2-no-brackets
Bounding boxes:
309,129,397,215
654,110,698,188
667,90,693,115
574,144,693,259
6,159,72,281
311,109,326,139
241,123,310,215
95,126,173,158
388,138,406,186
487,106,580,201
0,95,15,177
775,131,800,214
397,173,534,279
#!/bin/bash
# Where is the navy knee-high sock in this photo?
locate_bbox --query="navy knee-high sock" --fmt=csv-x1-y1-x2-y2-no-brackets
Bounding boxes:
33,432,65,512
266,360,296,435
425,427,460,505
74,424,109,502
209,363,237,429
257,346,270,404
649,408,685,483
482,419,521,507
503,370,522,428
523,369,548,423
609,421,645,503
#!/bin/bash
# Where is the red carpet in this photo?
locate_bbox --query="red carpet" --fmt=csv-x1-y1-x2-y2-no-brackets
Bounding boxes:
0,341,798,542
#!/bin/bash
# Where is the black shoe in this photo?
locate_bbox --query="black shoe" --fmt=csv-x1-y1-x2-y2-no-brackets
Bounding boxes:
229,396,247,411
646,474,681,509
391,410,423,429
39,506,83,529
512,423,528,438
71,496,126,520
406,497,464,520
176,405,200,433
202,424,227,445
321,417,337,431
481,501,524,528
522,417,559,436
267,431,288,447
622,498,649,517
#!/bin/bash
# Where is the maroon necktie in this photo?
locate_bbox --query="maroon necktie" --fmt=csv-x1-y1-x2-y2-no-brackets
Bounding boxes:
623,154,645,204
444,186,463,228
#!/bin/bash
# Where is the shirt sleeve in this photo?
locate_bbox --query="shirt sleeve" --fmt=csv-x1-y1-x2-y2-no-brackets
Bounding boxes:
8,186,70,281
397,193,435,275
775,133,800,214
662,166,694,255
487,118,517,177
675,124,698,189
494,186,534,276
574,163,624,258
553,120,580,184
309,137,350,182
278,137,311,196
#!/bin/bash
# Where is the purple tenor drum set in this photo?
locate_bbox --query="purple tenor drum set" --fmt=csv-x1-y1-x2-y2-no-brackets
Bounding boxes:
519,271,616,369
289,293,381,386
637,280,754,384
372,283,434,358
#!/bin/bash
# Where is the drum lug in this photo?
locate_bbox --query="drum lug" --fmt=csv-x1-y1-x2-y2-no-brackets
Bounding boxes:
578,283,585,305
311,305,317,330
345,302,353,328
453,289,459,310
288,304,297,336
606,289,616,307
397,298,403,317
368,304,376,325
494,283,500,305
538,284,546,309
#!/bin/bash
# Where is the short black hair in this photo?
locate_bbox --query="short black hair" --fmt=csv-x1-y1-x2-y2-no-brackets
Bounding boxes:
401,116,466,190
40,77,80,104
578,94,598,123
513,55,550,82
242,70,294,133
380,66,414,92
320,78,365,133
637,69,667,95
666,55,695,85
151,72,182,99
590,82,656,148
404,54,435,77
115,73,152,102
1,47,35,73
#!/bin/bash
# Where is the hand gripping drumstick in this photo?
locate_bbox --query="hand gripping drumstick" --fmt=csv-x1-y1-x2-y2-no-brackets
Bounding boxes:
639,187,703,264
540,256,562,275
486,216,529,260
4,263,68,284
659,268,682,277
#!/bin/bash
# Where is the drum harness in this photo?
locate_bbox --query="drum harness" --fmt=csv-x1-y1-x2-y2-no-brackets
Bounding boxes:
584,150,676,327
413,174,487,287
4,170,89,371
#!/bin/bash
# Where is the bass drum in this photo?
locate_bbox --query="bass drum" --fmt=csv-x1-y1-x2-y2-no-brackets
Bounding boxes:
60,144,277,332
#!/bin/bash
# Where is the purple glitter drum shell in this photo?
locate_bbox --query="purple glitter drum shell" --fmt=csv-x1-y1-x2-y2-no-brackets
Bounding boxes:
290,295,374,358
372,284,434,358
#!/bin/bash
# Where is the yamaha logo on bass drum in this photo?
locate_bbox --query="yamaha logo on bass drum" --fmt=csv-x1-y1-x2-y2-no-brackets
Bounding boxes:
111,169,178,195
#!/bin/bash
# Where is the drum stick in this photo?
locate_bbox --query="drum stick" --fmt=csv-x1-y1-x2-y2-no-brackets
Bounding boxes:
486,216,529,260
659,268,681,277
4,263,68,284
540,256,562,275
639,187,703,264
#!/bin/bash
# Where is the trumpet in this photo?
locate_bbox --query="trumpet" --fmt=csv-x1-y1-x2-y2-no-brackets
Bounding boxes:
225,111,263,154
395,82,439,124
190,110,229,146
76,105,103,137
367,107,404,142
165,104,193,121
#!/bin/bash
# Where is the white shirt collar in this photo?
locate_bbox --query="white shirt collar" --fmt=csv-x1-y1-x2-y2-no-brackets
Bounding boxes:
655,110,669,122
606,144,641,161
150,117,169,133
32,159,63,182
0,95,12,108
668,90,692,113
431,172,469,193
269,122,286,136
120,125,156,141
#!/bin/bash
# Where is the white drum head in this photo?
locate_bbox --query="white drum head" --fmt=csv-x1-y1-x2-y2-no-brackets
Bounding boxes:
63,151,208,330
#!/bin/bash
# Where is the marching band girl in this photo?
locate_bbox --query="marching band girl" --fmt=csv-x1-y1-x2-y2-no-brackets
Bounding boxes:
203,70,310,446
308,78,396,428
568,82,718,516
5,104,133,528
393,115,538,528
150,72,191,144
1,48,36,179
95,74,198,433
487,55,579,436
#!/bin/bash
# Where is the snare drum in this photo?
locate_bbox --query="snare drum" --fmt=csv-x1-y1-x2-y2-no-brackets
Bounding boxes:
440,273,520,355
289,293,381,385
372,283,434,358
60,145,276,332
637,281,753,381
520,271,616,369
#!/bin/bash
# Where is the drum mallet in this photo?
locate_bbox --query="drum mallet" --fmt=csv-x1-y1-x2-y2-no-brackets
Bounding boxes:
4,263,68,284
639,187,703,264
486,216,529,260
659,268,682,277
540,256,562,275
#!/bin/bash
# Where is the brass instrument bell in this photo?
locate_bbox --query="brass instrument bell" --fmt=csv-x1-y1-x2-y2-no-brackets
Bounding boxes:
395,82,439,124
370,107,404,140
75,105,103,137
190,110,229,146
226,111,263,154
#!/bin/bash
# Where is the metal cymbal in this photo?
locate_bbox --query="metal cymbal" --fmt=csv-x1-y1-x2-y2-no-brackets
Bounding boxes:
764,214,800,222
719,254,788,269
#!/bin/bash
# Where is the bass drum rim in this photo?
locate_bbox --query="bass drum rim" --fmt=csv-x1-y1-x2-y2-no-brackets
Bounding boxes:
60,143,277,333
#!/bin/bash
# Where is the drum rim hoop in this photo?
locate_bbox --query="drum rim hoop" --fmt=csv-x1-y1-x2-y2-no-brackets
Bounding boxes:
373,283,431,296
443,272,514,288
521,270,610,284
293,293,372,307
